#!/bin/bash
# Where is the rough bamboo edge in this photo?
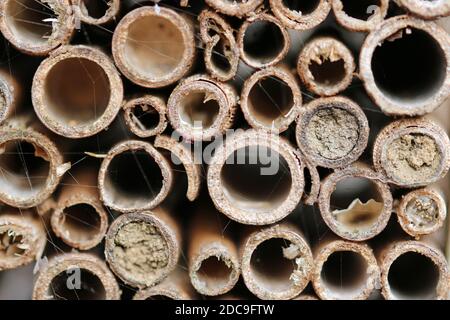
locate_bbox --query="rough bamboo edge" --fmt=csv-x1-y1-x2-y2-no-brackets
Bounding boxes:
98,140,173,213
297,37,355,97
207,129,304,225
331,0,389,32
50,168,108,250
72,0,120,25
154,134,201,202
123,95,168,138
204,0,264,17
269,0,331,30
395,0,450,20
198,10,239,82
188,211,240,296
380,240,449,300
32,252,121,300
360,16,450,116
240,66,302,133
0,117,69,208
167,74,238,142
295,150,321,206
237,13,290,69
32,45,124,138
0,70,21,125
296,96,369,169
318,164,393,241
112,6,196,88
0,0,75,56
312,239,380,300
396,188,446,237
0,209,46,271
105,210,181,289
373,118,450,188
240,223,314,300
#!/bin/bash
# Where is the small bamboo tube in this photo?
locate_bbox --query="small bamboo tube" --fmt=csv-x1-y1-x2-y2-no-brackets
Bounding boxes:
72,0,121,25
204,0,264,18
331,0,389,32
269,0,331,30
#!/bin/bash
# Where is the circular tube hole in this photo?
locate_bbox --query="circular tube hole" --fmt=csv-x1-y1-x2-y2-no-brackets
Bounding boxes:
48,269,106,300
211,38,232,73
178,91,220,129
131,104,161,132
80,0,110,19
309,59,346,86
61,204,102,243
341,0,381,20
243,20,285,64
282,0,321,14
197,256,233,290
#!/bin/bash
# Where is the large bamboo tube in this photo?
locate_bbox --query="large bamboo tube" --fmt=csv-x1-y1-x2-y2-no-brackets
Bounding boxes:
112,6,196,88
207,130,304,225
72,0,121,25
331,0,389,32
0,71,21,125
360,16,450,116
204,0,264,17
0,0,75,56
395,0,450,20
269,0,331,30
32,252,121,300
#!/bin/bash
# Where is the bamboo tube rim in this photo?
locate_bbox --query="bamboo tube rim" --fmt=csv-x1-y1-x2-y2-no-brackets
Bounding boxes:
331,0,389,32
204,0,264,17
269,0,331,30
72,0,120,25
395,0,450,20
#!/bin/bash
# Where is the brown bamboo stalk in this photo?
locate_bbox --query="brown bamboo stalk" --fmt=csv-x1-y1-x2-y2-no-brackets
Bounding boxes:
98,140,172,213
318,164,393,241
240,223,314,300
0,70,20,125
0,0,75,56
269,0,331,30
105,209,181,289
207,130,304,225
373,118,450,188
50,168,108,250
0,208,46,271
240,66,302,133
331,0,389,32
198,10,239,82
360,16,450,116
32,252,121,300
72,0,121,25
296,96,369,168
297,37,355,97
112,6,196,88
32,45,123,138
204,0,264,17
237,13,290,69
167,74,237,142
123,95,168,138
395,0,450,20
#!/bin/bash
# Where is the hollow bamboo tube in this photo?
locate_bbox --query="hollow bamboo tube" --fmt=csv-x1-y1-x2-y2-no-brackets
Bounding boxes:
98,140,173,213
0,71,21,125
0,117,69,208
395,0,450,20
50,168,108,250
207,129,304,225
295,96,369,169
32,252,121,300
167,74,238,142
297,37,355,97
373,118,450,188
112,6,196,88
312,238,380,300
32,45,124,139
198,10,239,82
237,13,290,69
123,95,168,138
318,164,393,241
188,210,240,296
204,0,264,17
0,208,46,271
72,0,121,25
360,16,450,116
0,0,75,56
331,0,389,32
240,66,302,133
379,240,449,300
269,0,331,30
240,223,314,300
105,209,181,289
296,150,321,206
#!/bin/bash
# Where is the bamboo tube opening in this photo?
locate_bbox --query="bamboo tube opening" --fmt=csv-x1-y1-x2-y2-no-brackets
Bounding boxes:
204,0,264,17
74,0,120,24
269,0,331,30
49,269,106,300
395,0,450,20
360,17,449,115
322,252,368,292
0,0,74,55
332,0,388,31
193,255,235,294
112,7,195,88
123,96,167,138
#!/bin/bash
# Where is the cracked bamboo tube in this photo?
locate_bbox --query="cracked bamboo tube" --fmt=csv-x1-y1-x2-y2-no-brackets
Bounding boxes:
297,37,355,97
331,0,389,32
0,70,20,125
269,0,331,30
72,0,121,25
32,252,121,300
105,209,181,289
112,6,196,88
32,45,124,139
204,0,264,17
0,0,75,56
207,130,304,225
240,223,314,300
360,16,450,116
395,0,450,20
373,118,450,188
